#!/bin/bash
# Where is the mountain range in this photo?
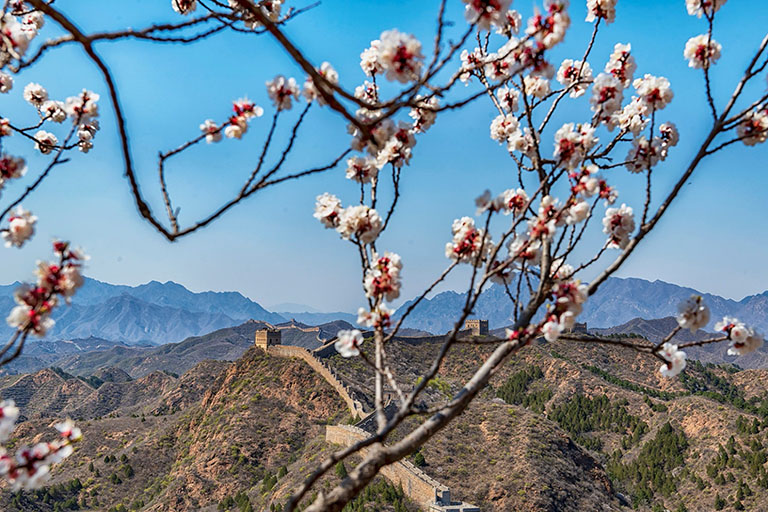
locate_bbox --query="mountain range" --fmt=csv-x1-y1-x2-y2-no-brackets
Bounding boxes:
394,276,768,335
0,278,286,345
0,275,766,351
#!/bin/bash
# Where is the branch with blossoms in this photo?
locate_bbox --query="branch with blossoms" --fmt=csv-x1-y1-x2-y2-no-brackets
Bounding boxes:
0,401,82,489
276,1,768,510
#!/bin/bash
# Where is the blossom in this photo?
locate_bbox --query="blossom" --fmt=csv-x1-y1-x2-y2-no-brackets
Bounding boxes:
445,217,492,265
609,97,648,134
0,14,30,66
335,329,364,357
686,0,727,18
625,136,662,173
497,9,523,36
171,0,196,14
590,73,624,121
459,48,484,84
462,0,513,31
658,343,686,378
0,72,12,93
33,130,58,154
728,330,764,357
633,74,674,111
354,81,378,105
345,156,378,183
556,59,593,97
337,205,383,244
375,122,416,169
360,40,383,76
564,198,590,224
23,82,47,107
602,203,634,249
227,0,282,29
490,114,520,143
509,236,542,265
266,75,300,111
527,196,560,241
0,118,10,137
507,127,537,158
714,316,764,355
586,0,617,23
364,252,402,302
0,400,19,443
501,188,528,216
605,43,636,88
526,2,570,50
2,207,36,248
199,120,222,144
357,305,393,329
303,62,339,106
684,34,722,69
496,86,520,112
409,96,439,133
376,29,424,83
553,123,598,170
41,100,66,123
0,154,26,188
475,189,504,215
77,120,99,153
64,90,99,121
523,75,550,98
676,295,710,332
737,109,768,146
0,417,82,489
313,193,342,229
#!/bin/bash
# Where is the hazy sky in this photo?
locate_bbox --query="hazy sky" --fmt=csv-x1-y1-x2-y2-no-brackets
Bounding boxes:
1,0,767,312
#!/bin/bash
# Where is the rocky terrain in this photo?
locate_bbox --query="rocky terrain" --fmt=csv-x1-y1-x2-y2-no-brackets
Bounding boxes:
1,328,768,511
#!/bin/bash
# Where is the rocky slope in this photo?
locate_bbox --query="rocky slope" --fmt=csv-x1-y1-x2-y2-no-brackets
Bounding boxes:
3,333,768,511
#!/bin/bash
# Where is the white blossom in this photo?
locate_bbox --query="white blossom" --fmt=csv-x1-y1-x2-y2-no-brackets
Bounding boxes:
684,34,722,69
523,75,551,98
686,0,727,18
0,72,12,93
659,343,686,378
23,82,47,107
2,207,36,248
376,29,424,83
199,120,222,144
33,130,57,154
605,43,636,88
313,193,342,229
737,109,768,146
633,74,674,111
586,0,617,23
364,251,402,302
337,205,383,244
462,0,513,31
490,113,520,143
556,59,593,98
41,100,66,123
303,62,339,106
266,75,300,111
345,156,378,183
335,329,364,357
602,203,634,249
445,217,492,265
676,295,710,332
553,122,598,170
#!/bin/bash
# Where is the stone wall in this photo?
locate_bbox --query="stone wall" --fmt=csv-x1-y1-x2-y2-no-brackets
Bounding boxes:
325,425,451,509
267,345,367,418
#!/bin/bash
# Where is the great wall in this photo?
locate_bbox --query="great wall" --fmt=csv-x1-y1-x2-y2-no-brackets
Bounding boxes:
254,325,480,512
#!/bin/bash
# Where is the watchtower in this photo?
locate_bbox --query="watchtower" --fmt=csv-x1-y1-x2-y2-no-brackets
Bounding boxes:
464,319,489,336
255,328,281,351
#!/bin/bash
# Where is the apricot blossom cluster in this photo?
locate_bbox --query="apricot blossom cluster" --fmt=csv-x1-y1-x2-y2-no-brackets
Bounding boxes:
0,402,81,490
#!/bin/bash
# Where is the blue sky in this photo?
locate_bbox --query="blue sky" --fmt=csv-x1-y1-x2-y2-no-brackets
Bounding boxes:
1,0,767,312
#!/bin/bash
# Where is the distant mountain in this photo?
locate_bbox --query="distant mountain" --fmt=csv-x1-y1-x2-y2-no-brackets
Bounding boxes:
394,277,768,335
270,302,321,313
0,277,286,345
